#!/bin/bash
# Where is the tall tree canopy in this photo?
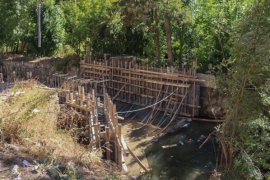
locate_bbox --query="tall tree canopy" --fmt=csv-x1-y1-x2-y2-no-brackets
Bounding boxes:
0,0,65,56
0,0,257,70
218,1,270,178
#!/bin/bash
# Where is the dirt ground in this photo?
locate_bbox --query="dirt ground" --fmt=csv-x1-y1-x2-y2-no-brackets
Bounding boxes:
122,120,158,177
0,146,52,180
0,81,217,179
0,81,124,180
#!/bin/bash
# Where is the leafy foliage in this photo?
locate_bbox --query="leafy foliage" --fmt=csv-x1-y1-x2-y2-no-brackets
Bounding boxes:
0,0,34,52
218,1,270,178
29,0,66,55
0,0,255,71
0,0,65,56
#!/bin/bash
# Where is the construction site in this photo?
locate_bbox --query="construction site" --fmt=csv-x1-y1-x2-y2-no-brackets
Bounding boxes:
0,55,223,179
0,1,269,179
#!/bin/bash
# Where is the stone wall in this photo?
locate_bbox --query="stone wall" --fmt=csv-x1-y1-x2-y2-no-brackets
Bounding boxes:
199,87,225,119
197,73,225,119
0,55,78,83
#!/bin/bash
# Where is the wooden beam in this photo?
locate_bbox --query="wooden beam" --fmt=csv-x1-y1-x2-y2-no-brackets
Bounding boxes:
192,118,225,123
127,145,148,172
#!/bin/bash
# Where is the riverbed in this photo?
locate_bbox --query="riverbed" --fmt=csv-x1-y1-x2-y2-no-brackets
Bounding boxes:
122,116,218,179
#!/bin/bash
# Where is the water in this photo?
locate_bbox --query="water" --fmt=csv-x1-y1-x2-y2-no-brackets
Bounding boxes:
140,122,218,180
118,102,218,179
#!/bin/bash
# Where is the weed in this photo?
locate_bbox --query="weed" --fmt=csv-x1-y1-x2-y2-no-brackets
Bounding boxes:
0,81,120,179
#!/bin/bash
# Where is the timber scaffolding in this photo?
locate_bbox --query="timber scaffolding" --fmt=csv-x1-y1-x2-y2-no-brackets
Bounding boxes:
61,86,128,171
0,55,202,124
79,56,201,118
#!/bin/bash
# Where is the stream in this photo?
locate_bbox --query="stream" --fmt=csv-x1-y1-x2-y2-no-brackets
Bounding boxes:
140,122,218,180
118,101,218,179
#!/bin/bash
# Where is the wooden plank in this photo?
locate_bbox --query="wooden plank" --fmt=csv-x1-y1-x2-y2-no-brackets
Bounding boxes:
121,135,129,155
127,145,148,172
192,118,225,123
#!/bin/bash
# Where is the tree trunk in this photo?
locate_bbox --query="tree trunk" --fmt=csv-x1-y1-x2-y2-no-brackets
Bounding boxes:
164,13,173,66
179,25,184,62
154,10,161,65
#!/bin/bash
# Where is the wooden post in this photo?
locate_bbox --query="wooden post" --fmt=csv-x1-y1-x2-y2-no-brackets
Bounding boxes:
81,86,85,101
94,123,100,148
97,123,100,148
118,124,122,139
192,81,196,117
113,104,118,135
12,71,16,82
57,75,59,88
87,95,91,107
118,142,122,168
93,105,97,124
79,96,83,106
66,92,70,103
116,125,123,166
70,93,74,104
105,127,110,160
78,86,82,95
115,141,118,166
75,92,79,104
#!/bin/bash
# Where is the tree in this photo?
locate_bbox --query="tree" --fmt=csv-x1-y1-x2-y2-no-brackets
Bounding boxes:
164,12,173,65
0,0,35,52
0,0,65,56
190,0,254,72
34,0,66,55
218,1,270,178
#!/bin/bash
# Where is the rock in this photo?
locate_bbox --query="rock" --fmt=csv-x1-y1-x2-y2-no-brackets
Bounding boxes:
12,165,22,180
12,165,19,175
31,165,39,174
32,108,40,113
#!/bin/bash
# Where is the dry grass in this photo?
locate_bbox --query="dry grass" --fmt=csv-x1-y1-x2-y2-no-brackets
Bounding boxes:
0,80,120,179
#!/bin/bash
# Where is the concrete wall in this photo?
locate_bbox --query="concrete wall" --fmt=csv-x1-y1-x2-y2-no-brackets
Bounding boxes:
197,73,225,119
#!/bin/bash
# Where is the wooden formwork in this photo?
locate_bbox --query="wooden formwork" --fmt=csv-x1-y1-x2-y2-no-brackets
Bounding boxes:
51,73,102,95
62,86,127,170
80,56,201,117
103,92,128,169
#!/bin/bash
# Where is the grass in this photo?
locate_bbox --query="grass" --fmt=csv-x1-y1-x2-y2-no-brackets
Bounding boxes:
0,80,120,179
